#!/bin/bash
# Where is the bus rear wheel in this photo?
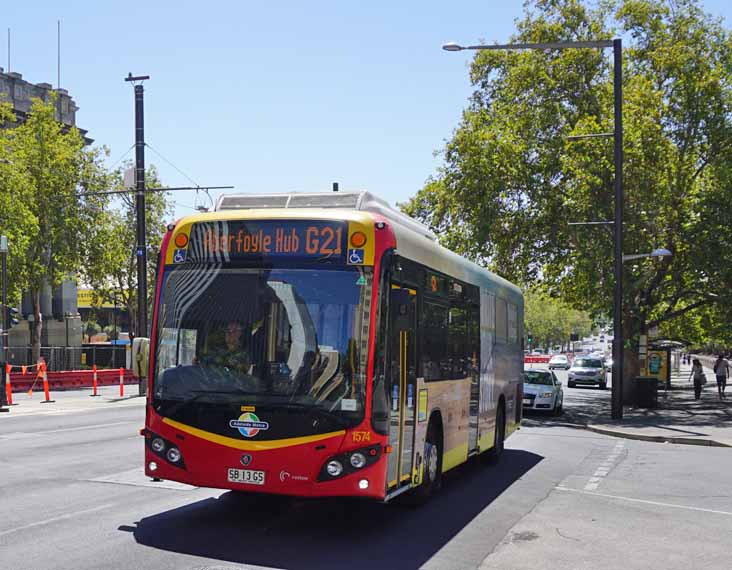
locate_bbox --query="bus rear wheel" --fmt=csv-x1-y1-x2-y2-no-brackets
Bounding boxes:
484,405,505,464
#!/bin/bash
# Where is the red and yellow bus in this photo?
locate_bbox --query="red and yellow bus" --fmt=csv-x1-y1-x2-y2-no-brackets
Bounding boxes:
143,191,523,502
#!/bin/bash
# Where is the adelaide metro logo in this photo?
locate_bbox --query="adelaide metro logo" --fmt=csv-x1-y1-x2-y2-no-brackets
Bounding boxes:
230,412,269,438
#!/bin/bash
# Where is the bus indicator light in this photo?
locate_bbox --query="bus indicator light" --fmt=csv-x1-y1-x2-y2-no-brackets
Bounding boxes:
174,233,189,248
349,231,367,248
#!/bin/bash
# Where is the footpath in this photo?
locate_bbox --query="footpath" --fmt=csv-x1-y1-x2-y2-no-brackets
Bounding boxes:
586,360,732,447
0,384,146,417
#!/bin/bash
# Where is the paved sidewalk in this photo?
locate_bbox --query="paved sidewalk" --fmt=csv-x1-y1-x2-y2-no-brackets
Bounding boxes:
0,384,146,417
587,362,732,447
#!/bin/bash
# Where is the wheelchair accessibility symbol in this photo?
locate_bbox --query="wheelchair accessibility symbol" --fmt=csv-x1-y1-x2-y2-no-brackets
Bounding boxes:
173,249,187,263
348,248,365,265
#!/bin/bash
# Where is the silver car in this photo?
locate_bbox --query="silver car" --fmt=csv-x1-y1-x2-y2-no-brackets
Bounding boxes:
568,357,607,389
523,369,563,415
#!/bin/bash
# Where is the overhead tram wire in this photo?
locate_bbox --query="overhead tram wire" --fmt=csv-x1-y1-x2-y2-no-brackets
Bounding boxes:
77,185,233,198
144,142,216,211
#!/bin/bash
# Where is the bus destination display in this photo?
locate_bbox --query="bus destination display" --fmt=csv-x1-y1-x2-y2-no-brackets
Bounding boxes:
184,220,347,262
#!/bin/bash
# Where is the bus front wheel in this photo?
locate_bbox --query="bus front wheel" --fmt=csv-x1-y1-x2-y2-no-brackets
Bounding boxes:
410,421,443,504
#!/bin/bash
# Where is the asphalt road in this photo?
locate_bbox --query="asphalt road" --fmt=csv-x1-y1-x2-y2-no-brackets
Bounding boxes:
1,380,730,570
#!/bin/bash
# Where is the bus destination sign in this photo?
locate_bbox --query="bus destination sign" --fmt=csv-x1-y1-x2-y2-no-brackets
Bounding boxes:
184,220,347,263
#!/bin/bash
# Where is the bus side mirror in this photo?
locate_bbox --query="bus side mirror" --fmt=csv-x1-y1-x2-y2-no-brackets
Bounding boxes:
133,337,150,379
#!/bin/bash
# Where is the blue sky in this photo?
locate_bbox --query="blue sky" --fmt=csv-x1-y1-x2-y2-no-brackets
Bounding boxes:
4,1,732,220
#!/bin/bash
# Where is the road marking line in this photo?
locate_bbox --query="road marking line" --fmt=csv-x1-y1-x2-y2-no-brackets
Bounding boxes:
0,504,115,538
557,486,732,517
583,442,625,491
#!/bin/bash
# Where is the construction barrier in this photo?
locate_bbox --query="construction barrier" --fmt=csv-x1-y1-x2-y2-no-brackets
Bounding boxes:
4,367,137,393
524,355,552,364
41,363,55,404
5,364,16,406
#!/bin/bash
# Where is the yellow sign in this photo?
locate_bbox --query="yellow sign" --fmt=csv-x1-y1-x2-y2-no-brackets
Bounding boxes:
418,389,428,422
77,289,119,308
646,350,668,383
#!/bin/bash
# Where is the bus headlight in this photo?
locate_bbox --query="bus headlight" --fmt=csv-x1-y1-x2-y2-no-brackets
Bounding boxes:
166,447,182,464
326,460,344,477
350,452,367,469
151,437,166,453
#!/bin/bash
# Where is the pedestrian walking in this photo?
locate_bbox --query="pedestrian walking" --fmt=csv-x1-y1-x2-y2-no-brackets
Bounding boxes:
688,358,706,400
713,354,729,400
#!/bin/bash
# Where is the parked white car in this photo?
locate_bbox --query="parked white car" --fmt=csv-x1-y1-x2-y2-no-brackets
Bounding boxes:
523,369,563,415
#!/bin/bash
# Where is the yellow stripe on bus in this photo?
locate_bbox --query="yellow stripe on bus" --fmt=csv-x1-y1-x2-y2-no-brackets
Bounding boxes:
162,417,345,451
442,442,469,472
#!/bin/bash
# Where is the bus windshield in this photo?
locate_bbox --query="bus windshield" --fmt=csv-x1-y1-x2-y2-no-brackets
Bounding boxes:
153,266,372,421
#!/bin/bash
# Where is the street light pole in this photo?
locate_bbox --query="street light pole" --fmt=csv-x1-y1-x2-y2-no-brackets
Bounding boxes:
612,38,624,419
443,38,624,418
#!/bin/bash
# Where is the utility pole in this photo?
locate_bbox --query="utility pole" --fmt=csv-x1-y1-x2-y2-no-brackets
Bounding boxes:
125,74,150,397
124,74,150,342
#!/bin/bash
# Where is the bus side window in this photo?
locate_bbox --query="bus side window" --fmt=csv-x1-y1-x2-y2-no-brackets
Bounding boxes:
421,302,448,381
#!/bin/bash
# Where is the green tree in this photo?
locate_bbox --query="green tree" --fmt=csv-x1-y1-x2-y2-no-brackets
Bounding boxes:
82,163,172,338
525,288,593,350
0,104,36,308
404,0,732,385
1,97,110,362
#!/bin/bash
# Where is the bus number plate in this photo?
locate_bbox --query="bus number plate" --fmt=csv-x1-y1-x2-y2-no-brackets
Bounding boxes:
227,468,265,485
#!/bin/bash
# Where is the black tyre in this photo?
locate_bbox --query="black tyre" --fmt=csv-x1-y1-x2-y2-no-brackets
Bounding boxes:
568,381,575,388
600,382,607,390
410,421,443,503
553,398,563,416
484,405,505,464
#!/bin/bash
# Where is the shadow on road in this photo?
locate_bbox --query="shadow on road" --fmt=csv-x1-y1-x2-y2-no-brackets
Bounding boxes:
522,386,612,429
124,449,542,570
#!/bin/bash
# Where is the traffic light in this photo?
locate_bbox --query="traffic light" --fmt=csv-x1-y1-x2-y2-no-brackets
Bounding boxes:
527,332,533,346
3,306,19,330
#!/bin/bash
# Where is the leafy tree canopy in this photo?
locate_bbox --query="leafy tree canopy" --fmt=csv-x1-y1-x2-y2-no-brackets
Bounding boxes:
0,97,111,361
403,0,732,354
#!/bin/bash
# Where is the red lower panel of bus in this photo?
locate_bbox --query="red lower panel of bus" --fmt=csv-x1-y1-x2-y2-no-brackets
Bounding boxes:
144,411,388,500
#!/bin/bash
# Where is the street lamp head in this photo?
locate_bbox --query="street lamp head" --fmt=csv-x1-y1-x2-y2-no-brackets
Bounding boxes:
442,42,464,52
650,248,672,258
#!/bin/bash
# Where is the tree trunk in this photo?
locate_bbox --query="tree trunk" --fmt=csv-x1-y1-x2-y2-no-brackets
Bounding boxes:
31,288,42,365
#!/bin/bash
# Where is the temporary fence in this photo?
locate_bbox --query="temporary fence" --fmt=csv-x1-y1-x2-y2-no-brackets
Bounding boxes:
4,345,128,372
3,363,136,395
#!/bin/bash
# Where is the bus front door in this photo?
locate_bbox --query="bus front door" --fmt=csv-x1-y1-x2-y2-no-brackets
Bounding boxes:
386,285,417,491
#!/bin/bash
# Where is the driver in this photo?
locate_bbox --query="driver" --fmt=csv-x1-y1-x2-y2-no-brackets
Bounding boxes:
200,321,252,375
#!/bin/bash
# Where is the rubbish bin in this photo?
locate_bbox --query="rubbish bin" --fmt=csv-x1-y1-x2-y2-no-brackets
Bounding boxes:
635,376,659,408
